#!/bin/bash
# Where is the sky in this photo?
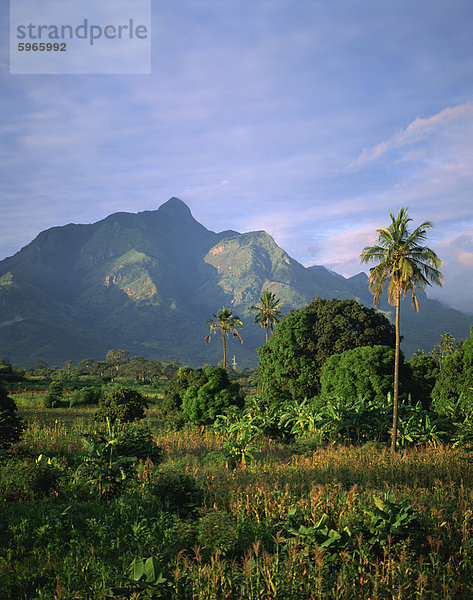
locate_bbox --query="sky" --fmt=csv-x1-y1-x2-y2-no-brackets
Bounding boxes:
1,0,473,314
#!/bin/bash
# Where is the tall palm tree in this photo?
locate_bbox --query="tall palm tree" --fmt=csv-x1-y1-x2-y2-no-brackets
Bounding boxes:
248,290,284,343
205,307,243,369
360,208,443,453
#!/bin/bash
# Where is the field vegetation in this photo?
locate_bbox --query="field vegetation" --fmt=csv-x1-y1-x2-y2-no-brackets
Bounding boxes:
1,288,473,598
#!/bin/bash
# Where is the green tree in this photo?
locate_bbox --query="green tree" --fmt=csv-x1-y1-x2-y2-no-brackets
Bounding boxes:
204,307,243,370
431,327,473,414
360,207,443,453
95,387,148,423
321,345,412,406
257,298,395,404
408,351,439,410
180,366,244,425
248,290,284,343
0,386,25,449
430,332,456,370
106,349,130,373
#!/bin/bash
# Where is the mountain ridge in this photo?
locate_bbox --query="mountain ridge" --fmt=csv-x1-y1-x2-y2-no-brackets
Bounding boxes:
0,198,471,367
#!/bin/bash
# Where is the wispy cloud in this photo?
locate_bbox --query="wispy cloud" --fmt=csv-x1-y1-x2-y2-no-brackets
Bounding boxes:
353,103,473,167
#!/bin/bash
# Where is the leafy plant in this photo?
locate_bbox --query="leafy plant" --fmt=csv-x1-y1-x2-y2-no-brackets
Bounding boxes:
284,507,352,554
74,419,138,499
105,556,169,598
219,417,262,469
95,387,148,423
43,380,64,408
365,490,419,547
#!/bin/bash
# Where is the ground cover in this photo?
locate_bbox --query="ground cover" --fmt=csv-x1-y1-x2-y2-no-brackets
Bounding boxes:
1,406,472,599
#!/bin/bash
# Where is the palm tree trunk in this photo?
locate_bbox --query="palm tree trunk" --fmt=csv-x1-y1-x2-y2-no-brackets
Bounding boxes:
391,289,400,454
222,330,227,370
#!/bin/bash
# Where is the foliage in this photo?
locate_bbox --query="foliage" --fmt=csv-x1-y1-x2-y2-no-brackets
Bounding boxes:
95,387,148,423
408,351,439,410
247,289,284,342
179,366,244,425
69,385,102,407
43,380,64,408
285,508,353,554
74,420,142,499
149,468,202,516
432,327,473,413
204,307,243,369
197,510,238,555
0,386,24,449
258,297,395,403
123,556,169,598
430,332,457,369
116,423,163,463
214,414,263,468
364,490,419,547
320,345,413,406
0,457,60,501
361,207,443,453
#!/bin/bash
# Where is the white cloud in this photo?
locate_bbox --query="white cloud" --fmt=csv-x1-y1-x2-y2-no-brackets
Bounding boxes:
353,103,473,167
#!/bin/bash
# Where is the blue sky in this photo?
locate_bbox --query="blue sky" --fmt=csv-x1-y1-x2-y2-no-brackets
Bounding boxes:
1,0,473,313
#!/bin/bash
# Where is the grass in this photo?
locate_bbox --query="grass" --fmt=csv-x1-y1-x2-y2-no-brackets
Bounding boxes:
1,407,473,599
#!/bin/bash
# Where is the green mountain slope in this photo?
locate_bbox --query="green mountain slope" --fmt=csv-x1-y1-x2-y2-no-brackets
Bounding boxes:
0,198,471,367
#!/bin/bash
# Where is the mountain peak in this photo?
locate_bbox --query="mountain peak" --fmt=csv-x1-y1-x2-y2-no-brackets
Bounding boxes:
157,197,192,217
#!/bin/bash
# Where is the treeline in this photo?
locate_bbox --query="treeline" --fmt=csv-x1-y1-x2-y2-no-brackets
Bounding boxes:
0,350,180,388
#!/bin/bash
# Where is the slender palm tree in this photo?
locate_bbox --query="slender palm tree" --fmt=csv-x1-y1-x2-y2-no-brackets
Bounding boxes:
248,290,284,343
205,307,243,369
360,207,443,453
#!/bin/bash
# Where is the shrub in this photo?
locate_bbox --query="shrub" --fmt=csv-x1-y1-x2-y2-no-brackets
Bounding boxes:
0,386,24,449
69,386,102,407
116,423,163,463
0,458,60,501
43,380,64,408
180,366,244,425
95,387,148,423
149,469,202,516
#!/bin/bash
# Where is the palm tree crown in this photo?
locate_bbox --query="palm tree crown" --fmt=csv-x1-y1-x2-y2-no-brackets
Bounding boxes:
360,207,443,309
204,307,243,369
248,290,284,343
360,207,443,454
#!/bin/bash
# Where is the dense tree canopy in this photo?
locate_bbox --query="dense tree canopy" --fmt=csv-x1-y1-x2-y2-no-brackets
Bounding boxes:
257,298,395,403
431,326,473,413
164,366,243,425
320,345,412,405
95,387,148,423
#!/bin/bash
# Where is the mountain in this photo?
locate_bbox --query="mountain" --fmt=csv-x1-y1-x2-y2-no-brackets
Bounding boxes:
0,198,471,367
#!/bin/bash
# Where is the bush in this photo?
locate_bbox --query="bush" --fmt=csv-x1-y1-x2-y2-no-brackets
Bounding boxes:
0,458,60,501
95,387,148,422
149,469,202,516
43,380,64,408
116,423,163,463
69,386,102,407
180,366,244,425
0,387,24,449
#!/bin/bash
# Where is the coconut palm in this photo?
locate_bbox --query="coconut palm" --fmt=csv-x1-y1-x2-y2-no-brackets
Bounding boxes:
248,290,284,343
205,307,243,369
360,207,443,453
